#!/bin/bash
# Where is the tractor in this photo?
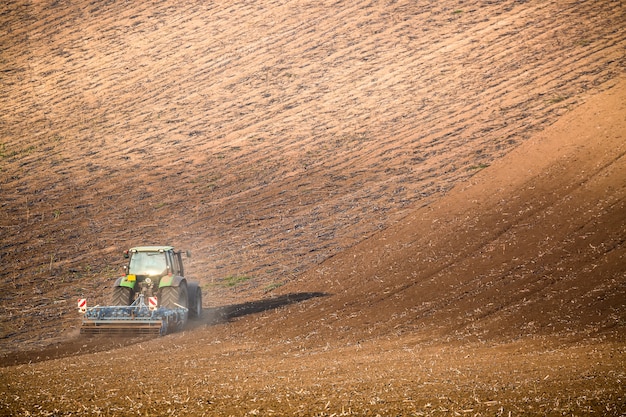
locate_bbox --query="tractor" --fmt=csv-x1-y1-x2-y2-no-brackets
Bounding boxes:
80,246,202,335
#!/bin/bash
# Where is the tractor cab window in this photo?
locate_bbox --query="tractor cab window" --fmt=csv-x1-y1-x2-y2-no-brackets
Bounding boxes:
170,251,181,276
128,251,167,277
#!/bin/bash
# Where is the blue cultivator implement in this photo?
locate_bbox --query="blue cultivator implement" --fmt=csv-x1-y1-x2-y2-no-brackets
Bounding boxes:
79,294,188,336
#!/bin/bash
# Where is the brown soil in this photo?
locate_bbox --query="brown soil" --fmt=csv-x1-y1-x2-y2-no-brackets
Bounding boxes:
1,0,625,415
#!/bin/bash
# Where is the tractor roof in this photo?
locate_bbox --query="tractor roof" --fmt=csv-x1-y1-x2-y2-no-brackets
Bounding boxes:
129,246,174,252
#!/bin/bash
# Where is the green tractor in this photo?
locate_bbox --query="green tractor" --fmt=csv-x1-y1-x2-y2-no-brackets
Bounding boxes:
80,246,202,335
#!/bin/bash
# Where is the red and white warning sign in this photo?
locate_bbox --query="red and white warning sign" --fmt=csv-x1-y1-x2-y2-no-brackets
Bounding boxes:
148,296,158,311
77,298,87,313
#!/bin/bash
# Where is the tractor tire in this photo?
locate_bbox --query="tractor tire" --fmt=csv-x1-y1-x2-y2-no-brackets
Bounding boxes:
188,283,203,319
160,281,188,309
111,286,134,306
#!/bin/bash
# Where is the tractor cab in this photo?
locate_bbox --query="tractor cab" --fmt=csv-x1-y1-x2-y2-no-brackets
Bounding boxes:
116,246,188,300
125,246,184,283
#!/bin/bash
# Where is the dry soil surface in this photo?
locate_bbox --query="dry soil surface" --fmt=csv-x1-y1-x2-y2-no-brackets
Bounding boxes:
1,0,625,415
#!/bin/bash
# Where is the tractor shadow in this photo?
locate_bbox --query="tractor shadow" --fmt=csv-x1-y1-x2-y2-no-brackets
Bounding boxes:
192,292,329,327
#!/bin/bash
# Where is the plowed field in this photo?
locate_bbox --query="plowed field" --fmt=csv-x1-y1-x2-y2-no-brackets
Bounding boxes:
1,0,625,415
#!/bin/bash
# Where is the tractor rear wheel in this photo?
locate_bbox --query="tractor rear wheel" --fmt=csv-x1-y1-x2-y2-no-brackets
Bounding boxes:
160,282,188,309
111,286,133,306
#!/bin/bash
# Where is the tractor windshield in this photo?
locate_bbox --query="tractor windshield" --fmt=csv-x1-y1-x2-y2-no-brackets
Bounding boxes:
128,251,167,277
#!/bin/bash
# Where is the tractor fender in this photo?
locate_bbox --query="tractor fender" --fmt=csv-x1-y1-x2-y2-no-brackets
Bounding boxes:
159,274,185,288
114,276,136,289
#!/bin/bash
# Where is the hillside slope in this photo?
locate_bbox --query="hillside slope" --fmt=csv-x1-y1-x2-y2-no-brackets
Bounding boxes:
268,76,626,344
1,0,625,353
0,0,625,413
1,73,624,417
